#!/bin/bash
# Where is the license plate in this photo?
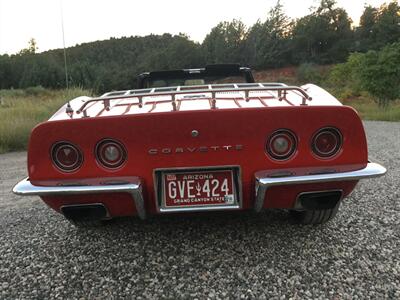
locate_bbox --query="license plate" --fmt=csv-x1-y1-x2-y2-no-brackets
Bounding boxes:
161,169,238,209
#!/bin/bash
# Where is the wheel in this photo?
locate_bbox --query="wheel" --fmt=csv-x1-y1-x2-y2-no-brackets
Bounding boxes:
289,202,340,225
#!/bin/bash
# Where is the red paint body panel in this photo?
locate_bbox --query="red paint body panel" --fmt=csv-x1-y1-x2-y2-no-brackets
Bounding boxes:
27,105,368,217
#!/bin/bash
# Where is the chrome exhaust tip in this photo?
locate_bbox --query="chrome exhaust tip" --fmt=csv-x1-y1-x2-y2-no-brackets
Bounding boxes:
60,203,108,221
295,190,343,210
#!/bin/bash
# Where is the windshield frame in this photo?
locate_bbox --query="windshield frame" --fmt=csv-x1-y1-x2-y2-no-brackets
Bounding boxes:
137,64,255,89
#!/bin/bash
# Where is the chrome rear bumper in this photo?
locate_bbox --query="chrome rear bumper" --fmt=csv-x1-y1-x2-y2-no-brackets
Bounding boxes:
254,162,386,212
13,162,386,218
12,177,146,219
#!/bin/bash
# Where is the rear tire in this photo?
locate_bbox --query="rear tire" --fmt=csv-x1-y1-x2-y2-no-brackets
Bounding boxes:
290,202,340,225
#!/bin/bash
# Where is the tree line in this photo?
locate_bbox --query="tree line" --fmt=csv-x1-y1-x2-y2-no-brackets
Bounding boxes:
0,0,399,93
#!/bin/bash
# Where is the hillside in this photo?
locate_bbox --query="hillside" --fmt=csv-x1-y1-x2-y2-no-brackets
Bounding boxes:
0,1,398,93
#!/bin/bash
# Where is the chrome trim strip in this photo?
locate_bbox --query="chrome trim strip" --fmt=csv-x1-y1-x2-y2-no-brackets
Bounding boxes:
159,205,241,213
254,162,387,212
12,177,146,220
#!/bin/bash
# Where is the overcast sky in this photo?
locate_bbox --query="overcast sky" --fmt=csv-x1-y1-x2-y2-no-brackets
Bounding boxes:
0,0,390,55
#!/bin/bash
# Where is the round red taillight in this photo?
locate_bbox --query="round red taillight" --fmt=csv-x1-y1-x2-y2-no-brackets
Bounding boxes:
267,130,297,160
96,139,127,169
51,142,83,172
312,127,342,158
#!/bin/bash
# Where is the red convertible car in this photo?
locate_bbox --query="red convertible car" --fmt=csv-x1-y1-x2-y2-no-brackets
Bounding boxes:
13,64,386,226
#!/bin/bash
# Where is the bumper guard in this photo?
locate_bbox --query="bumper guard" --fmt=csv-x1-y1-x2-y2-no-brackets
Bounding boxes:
12,177,146,219
254,162,386,212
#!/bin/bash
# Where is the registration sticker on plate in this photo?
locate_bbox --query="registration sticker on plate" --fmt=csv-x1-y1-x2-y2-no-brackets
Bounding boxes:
162,169,237,208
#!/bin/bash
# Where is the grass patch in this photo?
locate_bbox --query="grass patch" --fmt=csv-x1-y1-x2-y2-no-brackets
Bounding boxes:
255,68,400,122
341,97,400,122
0,87,92,153
0,82,398,155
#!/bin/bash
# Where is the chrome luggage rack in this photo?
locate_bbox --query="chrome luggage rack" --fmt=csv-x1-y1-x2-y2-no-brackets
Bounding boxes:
73,83,312,117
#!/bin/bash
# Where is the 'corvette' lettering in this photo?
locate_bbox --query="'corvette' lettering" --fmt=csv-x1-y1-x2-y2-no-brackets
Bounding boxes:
148,145,243,155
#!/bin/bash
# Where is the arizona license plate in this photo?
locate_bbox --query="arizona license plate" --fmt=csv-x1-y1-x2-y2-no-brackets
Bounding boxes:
162,169,238,208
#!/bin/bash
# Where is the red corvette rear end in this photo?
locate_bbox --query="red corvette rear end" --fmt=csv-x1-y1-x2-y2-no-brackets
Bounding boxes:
13,65,386,226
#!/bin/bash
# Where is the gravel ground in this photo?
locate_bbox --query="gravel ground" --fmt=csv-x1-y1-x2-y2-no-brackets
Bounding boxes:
0,121,399,299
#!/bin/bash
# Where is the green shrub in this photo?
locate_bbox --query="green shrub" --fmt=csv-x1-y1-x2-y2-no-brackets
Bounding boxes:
24,85,48,97
329,43,400,107
296,63,322,84
356,43,400,107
